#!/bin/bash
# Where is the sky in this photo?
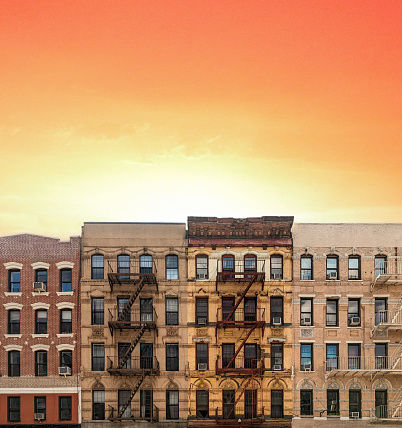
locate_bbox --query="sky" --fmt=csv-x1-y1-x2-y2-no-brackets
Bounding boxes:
1,0,401,239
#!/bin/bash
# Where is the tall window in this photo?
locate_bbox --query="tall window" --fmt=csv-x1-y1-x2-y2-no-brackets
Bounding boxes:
34,396,46,420
196,343,208,369
301,343,313,371
118,343,131,369
271,343,283,370
117,254,130,279
118,390,131,418
166,297,179,325
300,298,313,326
35,350,47,376
9,270,20,292
166,255,179,280
8,396,20,422
196,255,208,279
91,297,104,325
300,390,313,416
375,298,388,325
270,255,283,279
140,255,153,274
8,310,20,334
300,256,313,280
375,343,388,369
270,296,283,325
271,390,284,419
59,396,72,420
140,298,153,322
140,390,153,419
244,254,257,275
140,343,153,369
375,255,387,278
166,344,179,371
91,254,104,279
348,299,361,326
92,343,105,371
244,297,257,322
222,255,235,273
93,390,105,420
222,297,235,322
196,298,208,325
196,390,209,419
60,269,72,292
348,256,361,280
60,350,73,373
117,297,130,322
245,390,257,419
326,344,339,371
326,300,338,327
349,390,361,418
35,310,47,334
222,344,235,369
348,344,361,369
223,390,235,419
327,390,339,416
244,344,257,369
35,269,48,290
166,390,179,419
326,255,339,280
60,309,72,333
8,351,20,377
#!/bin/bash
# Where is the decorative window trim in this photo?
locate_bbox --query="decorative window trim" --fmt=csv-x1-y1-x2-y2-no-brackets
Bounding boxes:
56,344,75,351
31,334,49,338
56,261,74,269
4,334,22,339
57,333,74,338
31,262,50,270
31,303,50,310
4,303,23,310
4,292,22,297
56,291,74,296
56,302,75,309
3,262,23,270
4,345,23,351
30,344,50,351
32,292,49,297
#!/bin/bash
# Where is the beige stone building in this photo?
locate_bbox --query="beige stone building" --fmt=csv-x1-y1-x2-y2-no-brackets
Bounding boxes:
292,223,402,423
80,222,188,426
186,216,294,427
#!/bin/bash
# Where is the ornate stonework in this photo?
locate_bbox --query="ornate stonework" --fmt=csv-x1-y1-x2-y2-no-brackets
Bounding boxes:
196,328,208,337
91,327,105,337
300,328,313,338
166,327,179,336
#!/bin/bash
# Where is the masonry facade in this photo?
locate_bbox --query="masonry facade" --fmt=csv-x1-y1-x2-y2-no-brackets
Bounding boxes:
0,234,81,426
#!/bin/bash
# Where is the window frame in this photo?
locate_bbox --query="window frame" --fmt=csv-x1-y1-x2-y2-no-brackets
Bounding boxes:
244,254,257,273
300,298,313,326
166,390,179,420
327,389,340,416
8,396,20,422
326,255,339,280
196,297,208,325
348,256,361,280
270,296,283,325
166,254,179,280
347,299,361,327
92,390,105,421
60,350,73,373
34,396,46,420
270,255,283,280
326,299,338,327
9,269,21,292
196,390,209,419
196,254,209,279
166,297,179,326
59,396,72,421
375,343,388,369
35,309,47,334
300,255,313,280
166,343,179,371
140,254,153,274
60,268,72,292
92,343,105,371
35,269,48,290
35,350,47,376
271,343,283,371
375,255,387,278
8,350,20,377
91,254,104,280
375,298,388,325
300,343,313,371
196,342,209,369
117,254,130,279
91,297,104,325
60,309,72,334
8,309,20,334
326,344,339,371
348,343,361,370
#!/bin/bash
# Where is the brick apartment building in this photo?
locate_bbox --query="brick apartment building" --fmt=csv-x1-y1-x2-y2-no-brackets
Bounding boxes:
0,234,81,426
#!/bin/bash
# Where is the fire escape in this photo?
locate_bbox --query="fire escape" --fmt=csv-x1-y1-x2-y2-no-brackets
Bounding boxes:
106,260,160,422
214,259,266,424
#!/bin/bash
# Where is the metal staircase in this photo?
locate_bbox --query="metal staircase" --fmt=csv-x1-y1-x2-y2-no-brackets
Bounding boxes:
117,373,147,418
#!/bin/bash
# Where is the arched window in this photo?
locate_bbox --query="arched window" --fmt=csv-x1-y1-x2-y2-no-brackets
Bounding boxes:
326,255,339,280
166,255,178,280
117,254,130,279
91,254,104,280
270,255,283,280
375,255,387,279
140,255,153,274
196,255,208,279
300,255,313,280
348,255,361,280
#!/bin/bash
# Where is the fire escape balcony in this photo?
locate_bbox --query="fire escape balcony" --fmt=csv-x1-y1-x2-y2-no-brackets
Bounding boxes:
107,260,158,292
371,309,402,336
108,307,157,335
107,356,160,376
216,357,265,376
216,260,265,287
372,262,402,289
108,403,159,422
216,308,265,329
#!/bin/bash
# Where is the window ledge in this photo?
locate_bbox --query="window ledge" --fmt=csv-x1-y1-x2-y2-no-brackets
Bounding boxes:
4,334,22,338
347,326,362,329
4,292,22,297
300,280,315,282
31,334,49,338
348,280,363,282
57,291,74,296
326,326,340,329
326,280,341,283
32,292,49,297
57,333,74,338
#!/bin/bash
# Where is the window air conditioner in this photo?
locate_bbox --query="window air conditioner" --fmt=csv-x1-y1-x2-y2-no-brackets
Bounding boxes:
34,413,45,421
273,365,282,371
303,364,312,372
272,317,282,326
198,318,207,326
302,317,312,326
272,273,282,279
350,412,359,419
33,282,46,292
328,272,337,280
198,273,206,279
198,363,208,371
350,317,360,326
58,366,72,376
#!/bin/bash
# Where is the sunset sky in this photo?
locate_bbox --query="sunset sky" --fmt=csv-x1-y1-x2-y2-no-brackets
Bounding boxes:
1,0,401,239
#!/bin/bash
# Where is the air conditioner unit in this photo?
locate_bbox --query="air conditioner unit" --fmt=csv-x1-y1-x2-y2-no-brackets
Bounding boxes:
34,413,45,421
198,363,208,371
272,317,282,326
350,412,359,419
198,318,207,326
303,364,312,372
302,317,312,326
198,273,206,279
58,366,72,376
273,365,282,371
350,317,360,326
328,272,337,280
33,282,46,292
272,273,282,279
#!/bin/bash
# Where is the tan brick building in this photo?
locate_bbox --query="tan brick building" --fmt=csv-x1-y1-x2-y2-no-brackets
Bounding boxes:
186,216,294,427
80,222,188,427
292,223,402,423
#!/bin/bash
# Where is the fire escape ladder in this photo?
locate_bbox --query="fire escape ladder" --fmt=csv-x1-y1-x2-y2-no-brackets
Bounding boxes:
118,325,147,369
118,278,145,322
391,340,402,370
225,323,259,369
392,387,402,418
226,375,255,420
225,275,258,322
117,372,147,418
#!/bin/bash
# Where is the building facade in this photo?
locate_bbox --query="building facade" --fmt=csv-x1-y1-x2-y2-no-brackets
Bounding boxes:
186,217,294,427
80,222,188,427
0,233,81,426
292,223,402,423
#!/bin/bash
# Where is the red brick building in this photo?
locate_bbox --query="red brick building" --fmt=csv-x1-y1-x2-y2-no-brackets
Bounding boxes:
0,234,81,427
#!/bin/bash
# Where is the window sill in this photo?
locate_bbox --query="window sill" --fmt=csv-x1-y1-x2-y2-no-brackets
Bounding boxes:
32,292,49,296
57,333,74,338
326,326,340,329
4,292,22,297
31,334,49,338
4,334,22,338
347,326,362,329
348,280,363,282
57,291,74,296
300,280,315,282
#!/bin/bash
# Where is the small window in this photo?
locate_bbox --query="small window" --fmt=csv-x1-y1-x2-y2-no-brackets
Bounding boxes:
166,343,179,371
300,298,313,326
196,343,208,368
117,254,130,279
166,297,179,325
196,390,209,419
8,350,20,377
59,396,72,421
93,390,105,420
91,254,104,280
60,350,73,373
92,343,105,371
60,269,72,292
326,299,338,327
9,270,20,292
301,343,313,371
375,298,387,325
35,269,48,290
348,256,361,280
270,255,283,279
166,390,179,419
196,298,208,325
8,310,20,334
270,296,283,325
35,350,47,376
348,344,361,369
326,344,339,371
326,255,339,280
140,254,153,274
8,396,20,422
244,254,257,273
271,343,283,370
34,396,46,420
375,343,388,369
300,256,313,280
222,255,234,272
60,309,72,333
91,297,104,325
348,299,361,326
166,255,179,280
196,255,208,279
35,310,47,334
375,255,387,278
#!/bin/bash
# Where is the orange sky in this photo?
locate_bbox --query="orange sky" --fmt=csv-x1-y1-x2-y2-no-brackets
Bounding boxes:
1,0,401,238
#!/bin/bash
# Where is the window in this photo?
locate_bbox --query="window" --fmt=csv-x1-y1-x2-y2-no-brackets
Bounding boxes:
196,255,208,279
244,254,257,278
166,390,179,419
348,344,361,369
60,268,72,292
223,390,235,419
60,309,72,333
140,298,153,322
349,390,361,418
35,350,47,376
326,299,338,327
270,296,283,325
140,254,153,274
301,343,313,371
196,298,208,325
244,297,257,322
196,390,209,419
196,343,208,369
140,343,153,369
244,344,257,369
222,296,235,322
271,390,283,419
8,350,20,377
300,298,313,326
245,390,257,419
118,343,131,369
166,343,179,371
60,350,73,373
117,254,130,279
326,255,339,280
300,256,313,280
271,343,283,370
375,390,387,419
222,255,234,273
9,270,20,292
348,256,361,280
166,255,179,280
375,255,387,278
35,310,47,334
326,344,338,371
166,297,179,325
375,343,388,369
270,255,283,279
8,396,20,422
93,390,105,420
35,269,48,290
91,254,104,279
8,310,20,334
118,390,131,418
92,343,105,371
59,396,72,420
348,299,361,326
375,298,388,325
140,390,153,419
117,297,130,323
34,396,46,420
327,390,339,416
91,297,104,325
222,344,235,369
300,390,313,416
